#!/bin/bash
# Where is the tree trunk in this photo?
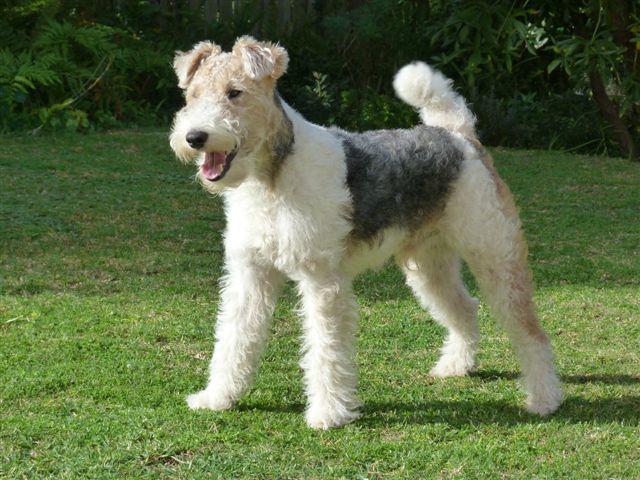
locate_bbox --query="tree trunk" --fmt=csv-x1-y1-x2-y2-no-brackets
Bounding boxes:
589,68,637,161
605,0,640,139
606,0,637,77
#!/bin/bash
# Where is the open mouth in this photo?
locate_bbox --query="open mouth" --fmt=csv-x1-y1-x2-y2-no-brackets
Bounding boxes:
200,149,237,182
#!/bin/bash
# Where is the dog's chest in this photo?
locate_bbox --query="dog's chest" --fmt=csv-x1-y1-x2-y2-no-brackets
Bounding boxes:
223,184,349,274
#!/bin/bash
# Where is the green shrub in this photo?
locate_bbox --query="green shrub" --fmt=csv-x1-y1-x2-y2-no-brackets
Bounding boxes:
474,92,616,155
0,15,178,132
1,0,637,158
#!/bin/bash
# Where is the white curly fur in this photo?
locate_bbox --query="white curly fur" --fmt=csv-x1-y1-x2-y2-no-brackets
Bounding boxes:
171,38,563,429
394,61,477,138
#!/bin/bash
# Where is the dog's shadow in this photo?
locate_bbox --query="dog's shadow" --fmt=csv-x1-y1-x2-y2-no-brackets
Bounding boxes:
362,371,640,428
240,371,640,427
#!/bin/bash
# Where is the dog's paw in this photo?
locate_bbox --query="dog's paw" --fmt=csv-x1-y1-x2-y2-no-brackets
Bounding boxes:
430,353,475,378
305,402,361,430
186,389,234,411
525,379,564,417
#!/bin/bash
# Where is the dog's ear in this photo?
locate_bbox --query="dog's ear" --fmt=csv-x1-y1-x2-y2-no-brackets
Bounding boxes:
173,41,221,89
232,36,289,81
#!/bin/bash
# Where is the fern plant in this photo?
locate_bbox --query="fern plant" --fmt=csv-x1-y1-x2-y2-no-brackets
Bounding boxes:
0,14,176,131
0,49,61,129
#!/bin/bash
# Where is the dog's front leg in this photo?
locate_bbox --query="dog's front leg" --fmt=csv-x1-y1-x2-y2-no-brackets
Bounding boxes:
298,272,361,429
187,258,284,411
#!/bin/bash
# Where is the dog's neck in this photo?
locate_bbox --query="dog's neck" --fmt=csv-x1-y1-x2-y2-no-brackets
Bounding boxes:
246,91,295,186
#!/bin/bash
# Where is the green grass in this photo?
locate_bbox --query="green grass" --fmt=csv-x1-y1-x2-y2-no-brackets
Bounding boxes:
1,130,639,479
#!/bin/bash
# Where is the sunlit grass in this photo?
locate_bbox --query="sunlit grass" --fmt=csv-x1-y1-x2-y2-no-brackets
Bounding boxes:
1,131,639,479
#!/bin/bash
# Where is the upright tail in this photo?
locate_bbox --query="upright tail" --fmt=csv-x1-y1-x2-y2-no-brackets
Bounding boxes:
393,62,476,138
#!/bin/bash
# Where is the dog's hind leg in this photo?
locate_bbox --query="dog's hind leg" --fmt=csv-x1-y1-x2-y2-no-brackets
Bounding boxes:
442,159,563,416
186,258,285,411
398,234,480,377
297,270,361,429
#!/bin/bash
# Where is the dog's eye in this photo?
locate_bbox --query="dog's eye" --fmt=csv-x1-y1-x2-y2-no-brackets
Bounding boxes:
227,89,242,99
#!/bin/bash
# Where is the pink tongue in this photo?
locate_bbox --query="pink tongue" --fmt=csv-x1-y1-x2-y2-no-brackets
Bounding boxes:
202,152,227,180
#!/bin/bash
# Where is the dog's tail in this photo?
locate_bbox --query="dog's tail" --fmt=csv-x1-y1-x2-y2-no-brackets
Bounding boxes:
393,62,476,138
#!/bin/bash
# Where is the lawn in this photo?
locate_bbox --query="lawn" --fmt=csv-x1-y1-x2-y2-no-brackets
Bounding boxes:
1,130,639,479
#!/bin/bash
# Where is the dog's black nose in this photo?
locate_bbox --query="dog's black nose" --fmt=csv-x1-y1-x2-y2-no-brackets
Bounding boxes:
186,130,208,149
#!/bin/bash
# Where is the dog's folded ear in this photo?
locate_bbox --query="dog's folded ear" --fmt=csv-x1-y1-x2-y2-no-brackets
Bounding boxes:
173,41,222,89
232,36,289,81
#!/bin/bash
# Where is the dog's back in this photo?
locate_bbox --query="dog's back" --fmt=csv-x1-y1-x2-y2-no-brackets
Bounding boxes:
332,125,464,240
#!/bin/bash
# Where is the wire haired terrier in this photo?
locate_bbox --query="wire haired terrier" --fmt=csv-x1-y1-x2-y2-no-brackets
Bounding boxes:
169,36,563,429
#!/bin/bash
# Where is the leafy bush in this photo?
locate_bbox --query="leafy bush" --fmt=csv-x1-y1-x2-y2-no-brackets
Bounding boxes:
0,13,178,131
1,0,638,158
474,92,615,155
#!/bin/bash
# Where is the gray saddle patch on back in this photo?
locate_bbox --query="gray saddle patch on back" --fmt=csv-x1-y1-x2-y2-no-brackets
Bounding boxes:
332,125,465,240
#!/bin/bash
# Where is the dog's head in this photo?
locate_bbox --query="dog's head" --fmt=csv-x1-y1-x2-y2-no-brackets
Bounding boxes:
169,36,289,191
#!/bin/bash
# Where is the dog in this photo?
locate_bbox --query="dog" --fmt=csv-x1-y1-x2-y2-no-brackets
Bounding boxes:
169,36,563,429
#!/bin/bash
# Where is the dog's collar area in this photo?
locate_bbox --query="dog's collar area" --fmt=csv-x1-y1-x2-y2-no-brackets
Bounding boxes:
201,148,238,182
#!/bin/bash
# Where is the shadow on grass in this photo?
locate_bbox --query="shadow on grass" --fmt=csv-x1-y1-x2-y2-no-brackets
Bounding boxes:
236,370,640,426
360,395,640,427
237,395,640,427
474,369,640,386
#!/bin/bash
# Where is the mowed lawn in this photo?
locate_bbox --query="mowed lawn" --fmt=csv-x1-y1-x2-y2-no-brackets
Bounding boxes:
1,130,639,479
